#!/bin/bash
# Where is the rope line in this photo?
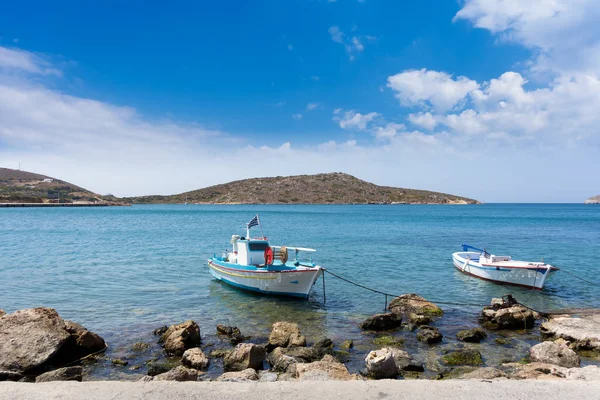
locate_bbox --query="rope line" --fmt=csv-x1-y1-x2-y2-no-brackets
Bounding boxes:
557,268,599,287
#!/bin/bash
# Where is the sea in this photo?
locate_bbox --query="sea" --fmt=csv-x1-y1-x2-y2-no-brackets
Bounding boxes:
1,204,599,379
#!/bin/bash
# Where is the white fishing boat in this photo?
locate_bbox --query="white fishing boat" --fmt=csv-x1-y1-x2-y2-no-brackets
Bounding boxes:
452,245,559,290
207,215,324,299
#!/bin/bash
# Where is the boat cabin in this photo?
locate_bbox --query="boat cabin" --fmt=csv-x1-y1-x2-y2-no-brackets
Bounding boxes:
229,235,270,266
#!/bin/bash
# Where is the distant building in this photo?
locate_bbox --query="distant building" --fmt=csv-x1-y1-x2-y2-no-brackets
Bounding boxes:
42,178,53,183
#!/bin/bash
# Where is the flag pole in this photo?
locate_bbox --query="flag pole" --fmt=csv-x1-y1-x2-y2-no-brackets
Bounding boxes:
258,214,265,239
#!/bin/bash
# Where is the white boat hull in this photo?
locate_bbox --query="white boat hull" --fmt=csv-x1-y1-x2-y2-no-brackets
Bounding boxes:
452,252,557,290
208,259,323,299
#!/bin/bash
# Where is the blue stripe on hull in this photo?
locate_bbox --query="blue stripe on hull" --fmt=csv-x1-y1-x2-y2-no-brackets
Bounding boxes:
210,271,310,299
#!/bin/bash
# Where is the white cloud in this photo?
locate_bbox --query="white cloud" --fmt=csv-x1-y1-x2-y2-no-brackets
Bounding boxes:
0,46,61,76
306,103,318,112
407,112,437,130
292,113,303,120
334,109,381,130
371,122,406,140
328,26,372,60
328,26,344,43
387,69,479,112
351,37,364,52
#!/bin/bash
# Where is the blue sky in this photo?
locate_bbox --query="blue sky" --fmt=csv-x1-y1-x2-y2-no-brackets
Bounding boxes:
1,1,599,202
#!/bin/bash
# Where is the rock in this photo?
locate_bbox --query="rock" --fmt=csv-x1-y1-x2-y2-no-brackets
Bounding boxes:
388,348,424,372
223,343,265,371
267,347,298,374
0,308,71,373
341,340,354,349
388,294,443,318
153,326,168,336
408,313,433,326
182,348,209,370
217,368,258,382
160,320,201,356
0,370,24,382
373,335,404,347
268,322,306,349
111,358,128,366
0,310,5,318
365,348,398,379
154,366,199,381
64,321,105,353
131,342,150,352
259,371,278,382
314,338,334,353
442,349,483,366
459,367,507,379
295,355,355,381
35,366,83,383
209,348,231,359
479,302,537,330
457,328,487,343
147,363,171,377
503,362,567,380
417,326,443,344
138,375,154,382
540,315,600,351
360,313,402,331
216,324,245,344
529,341,580,368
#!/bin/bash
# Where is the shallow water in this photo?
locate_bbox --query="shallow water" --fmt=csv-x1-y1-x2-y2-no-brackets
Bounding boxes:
1,204,599,378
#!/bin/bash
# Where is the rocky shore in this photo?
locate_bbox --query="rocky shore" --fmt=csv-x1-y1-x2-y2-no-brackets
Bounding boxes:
2,296,600,384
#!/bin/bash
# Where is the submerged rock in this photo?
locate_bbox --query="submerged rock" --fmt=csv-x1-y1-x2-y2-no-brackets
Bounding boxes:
209,348,231,359
111,358,128,366
182,347,209,370
131,342,150,352
217,368,258,382
529,341,580,368
417,326,443,344
540,315,600,351
216,324,245,345
360,313,402,331
373,335,404,347
388,294,443,318
154,366,199,381
268,322,306,349
295,355,355,381
160,320,201,356
35,366,83,383
442,349,483,366
341,340,354,349
223,343,265,371
147,362,172,377
456,328,487,343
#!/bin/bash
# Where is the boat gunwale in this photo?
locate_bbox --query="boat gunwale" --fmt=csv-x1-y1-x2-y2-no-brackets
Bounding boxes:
208,259,322,274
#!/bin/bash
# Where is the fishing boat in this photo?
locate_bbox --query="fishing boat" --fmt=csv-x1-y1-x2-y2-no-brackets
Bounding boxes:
452,245,559,289
207,215,324,298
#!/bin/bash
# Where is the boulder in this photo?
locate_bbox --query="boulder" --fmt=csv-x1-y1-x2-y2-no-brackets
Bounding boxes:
459,367,507,379
364,349,398,379
456,328,487,343
223,343,265,371
480,301,537,330
503,362,567,380
217,368,259,382
268,322,306,349
147,362,172,377
360,313,402,331
154,366,199,381
64,321,105,353
0,370,24,382
540,315,600,351
160,320,201,356
153,326,168,336
267,347,298,374
0,310,5,318
442,349,483,366
388,348,424,372
529,341,580,368
216,324,245,345
408,313,432,327
295,355,355,381
182,348,209,370
258,371,278,382
388,294,443,318
417,326,443,344
0,308,71,373
35,366,83,383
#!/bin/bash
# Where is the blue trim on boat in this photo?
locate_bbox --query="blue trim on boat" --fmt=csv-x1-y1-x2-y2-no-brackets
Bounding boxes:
454,257,553,274
209,257,316,271
212,273,309,299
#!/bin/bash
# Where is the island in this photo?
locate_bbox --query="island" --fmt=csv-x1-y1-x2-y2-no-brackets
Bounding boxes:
124,172,479,205
585,195,600,204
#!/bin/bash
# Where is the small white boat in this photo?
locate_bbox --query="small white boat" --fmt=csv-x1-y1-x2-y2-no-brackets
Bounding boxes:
452,245,559,290
208,215,324,299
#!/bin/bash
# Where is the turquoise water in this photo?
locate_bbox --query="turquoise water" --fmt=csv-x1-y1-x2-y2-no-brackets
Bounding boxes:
1,204,599,378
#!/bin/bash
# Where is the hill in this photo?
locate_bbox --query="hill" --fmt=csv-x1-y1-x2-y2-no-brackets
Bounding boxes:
0,167,123,204
585,195,600,204
125,173,480,205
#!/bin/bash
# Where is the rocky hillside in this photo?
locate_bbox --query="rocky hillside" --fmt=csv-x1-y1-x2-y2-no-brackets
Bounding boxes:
126,173,479,205
0,167,123,204
585,195,600,204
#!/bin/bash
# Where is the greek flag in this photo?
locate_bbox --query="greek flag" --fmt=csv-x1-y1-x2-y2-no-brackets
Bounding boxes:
247,215,260,228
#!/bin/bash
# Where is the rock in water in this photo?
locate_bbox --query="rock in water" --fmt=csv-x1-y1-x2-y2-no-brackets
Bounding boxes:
540,315,600,351
442,349,483,366
268,322,306,349
529,341,580,368
223,343,266,371
0,308,71,373
360,313,402,331
217,368,258,382
388,294,443,318
153,366,199,381
216,324,245,344
364,348,398,379
267,347,298,374
64,320,106,353
416,326,443,344
182,348,209,370
456,328,487,343
388,348,424,372
295,355,355,381
35,366,83,383
480,300,537,330
160,320,201,356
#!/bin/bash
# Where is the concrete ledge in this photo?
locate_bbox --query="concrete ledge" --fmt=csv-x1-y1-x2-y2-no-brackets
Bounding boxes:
1,380,599,400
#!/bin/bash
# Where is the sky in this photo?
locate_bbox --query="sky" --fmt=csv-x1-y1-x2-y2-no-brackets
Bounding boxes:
0,0,599,202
